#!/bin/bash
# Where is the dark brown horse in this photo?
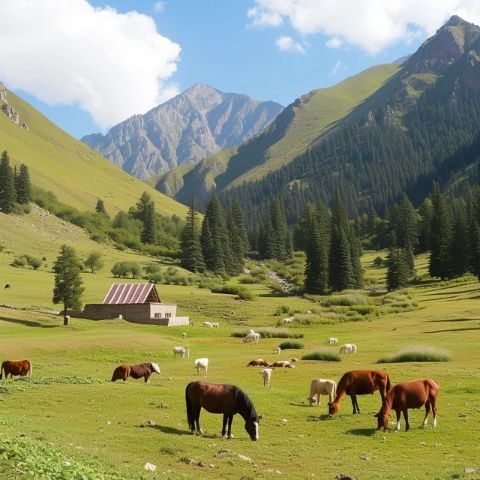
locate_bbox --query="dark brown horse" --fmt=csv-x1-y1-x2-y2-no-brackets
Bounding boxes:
375,378,440,431
1,360,32,379
185,381,259,440
329,370,391,415
111,362,160,383
247,359,270,367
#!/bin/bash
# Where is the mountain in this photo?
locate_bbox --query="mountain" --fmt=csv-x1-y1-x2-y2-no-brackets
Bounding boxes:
157,64,400,203
160,16,480,224
0,82,187,218
82,83,283,179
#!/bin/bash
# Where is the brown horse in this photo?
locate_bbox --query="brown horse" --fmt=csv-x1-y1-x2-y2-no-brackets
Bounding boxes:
247,359,269,367
375,378,440,431
329,370,391,415
0,360,32,379
111,362,160,383
185,381,259,440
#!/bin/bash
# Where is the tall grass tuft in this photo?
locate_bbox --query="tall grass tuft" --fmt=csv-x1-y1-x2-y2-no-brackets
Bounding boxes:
377,345,451,363
278,341,304,350
301,350,341,362
231,328,304,339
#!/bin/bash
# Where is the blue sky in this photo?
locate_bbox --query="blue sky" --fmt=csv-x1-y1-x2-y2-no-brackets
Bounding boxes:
1,0,478,139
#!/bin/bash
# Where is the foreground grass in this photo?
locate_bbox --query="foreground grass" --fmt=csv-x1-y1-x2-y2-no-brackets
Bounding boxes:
0,268,479,479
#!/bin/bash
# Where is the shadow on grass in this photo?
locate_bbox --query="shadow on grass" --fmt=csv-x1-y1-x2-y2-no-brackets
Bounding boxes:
424,326,480,334
345,428,377,437
0,316,58,328
141,424,192,436
426,317,478,323
307,414,333,422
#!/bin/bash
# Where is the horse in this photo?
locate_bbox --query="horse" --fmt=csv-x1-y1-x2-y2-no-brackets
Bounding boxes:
243,332,260,344
173,346,189,358
247,359,269,367
308,379,337,407
339,343,357,354
375,379,440,431
326,337,338,345
195,358,209,375
271,360,294,368
0,360,32,379
111,362,160,383
185,380,260,440
329,370,391,415
262,368,272,387
4,284,10,289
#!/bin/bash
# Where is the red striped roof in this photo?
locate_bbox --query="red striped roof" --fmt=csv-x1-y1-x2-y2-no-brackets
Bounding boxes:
102,284,160,304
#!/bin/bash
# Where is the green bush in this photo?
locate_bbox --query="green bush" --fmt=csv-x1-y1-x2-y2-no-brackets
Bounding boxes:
278,341,304,350
323,292,368,307
238,275,256,284
11,256,27,268
302,350,341,361
377,345,451,363
236,285,255,301
111,261,143,278
274,305,293,316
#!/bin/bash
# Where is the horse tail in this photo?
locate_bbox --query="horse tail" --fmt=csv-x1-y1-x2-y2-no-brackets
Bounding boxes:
0,361,4,379
28,361,32,377
185,383,195,431
385,372,391,392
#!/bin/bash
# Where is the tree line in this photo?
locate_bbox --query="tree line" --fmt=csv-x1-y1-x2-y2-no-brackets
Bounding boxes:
0,150,31,213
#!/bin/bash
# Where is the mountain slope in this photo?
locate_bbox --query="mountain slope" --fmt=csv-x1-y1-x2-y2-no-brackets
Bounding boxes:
82,83,283,179
219,15,480,223
159,64,400,204
0,84,187,218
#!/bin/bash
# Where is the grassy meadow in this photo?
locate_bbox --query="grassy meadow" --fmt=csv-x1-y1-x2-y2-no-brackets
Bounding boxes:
0,242,480,479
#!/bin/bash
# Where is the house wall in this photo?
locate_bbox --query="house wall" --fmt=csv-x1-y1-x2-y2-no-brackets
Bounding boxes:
81,303,189,326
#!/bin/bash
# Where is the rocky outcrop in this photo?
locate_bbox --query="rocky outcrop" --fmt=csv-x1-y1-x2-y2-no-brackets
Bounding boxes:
82,83,283,179
0,82,28,130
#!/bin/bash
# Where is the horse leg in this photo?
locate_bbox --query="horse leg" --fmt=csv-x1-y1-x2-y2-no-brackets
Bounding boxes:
144,373,151,383
422,402,431,427
431,398,438,427
403,409,409,431
227,415,234,439
350,395,356,414
222,414,228,438
195,408,204,435
395,409,401,431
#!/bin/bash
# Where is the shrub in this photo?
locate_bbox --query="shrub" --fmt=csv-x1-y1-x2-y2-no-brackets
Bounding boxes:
238,275,256,284
274,305,293,316
302,350,341,361
323,292,368,307
231,328,304,339
377,345,451,363
236,285,255,301
211,285,239,295
111,261,142,278
278,341,304,350
373,256,386,268
11,256,28,268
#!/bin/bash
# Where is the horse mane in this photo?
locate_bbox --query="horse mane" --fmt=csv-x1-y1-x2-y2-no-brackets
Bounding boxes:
233,386,257,420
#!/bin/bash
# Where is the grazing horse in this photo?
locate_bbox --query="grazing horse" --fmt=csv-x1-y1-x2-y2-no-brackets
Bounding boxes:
308,379,337,406
271,360,294,368
375,379,440,431
111,362,160,383
185,380,260,440
243,332,260,344
247,359,269,367
1,360,32,379
329,370,391,415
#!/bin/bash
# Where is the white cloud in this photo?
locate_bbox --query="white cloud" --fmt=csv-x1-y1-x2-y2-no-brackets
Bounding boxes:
331,60,343,74
276,36,306,54
153,1,165,13
0,0,181,129
326,37,343,49
248,0,480,55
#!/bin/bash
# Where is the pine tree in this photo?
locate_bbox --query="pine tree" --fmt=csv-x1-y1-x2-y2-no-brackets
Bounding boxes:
52,245,84,325
226,202,248,275
470,225,480,281
449,201,468,277
386,247,409,291
141,201,157,244
95,198,107,215
200,197,233,276
180,198,205,273
0,151,16,214
268,198,291,261
304,217,329,294
429,183,451,280
329,191,355,291
16,164,31,204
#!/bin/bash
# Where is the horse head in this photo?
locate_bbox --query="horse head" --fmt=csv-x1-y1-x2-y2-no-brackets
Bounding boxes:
328,401,339,415
150,362,161,374
374,408,389,430
245,416,259,441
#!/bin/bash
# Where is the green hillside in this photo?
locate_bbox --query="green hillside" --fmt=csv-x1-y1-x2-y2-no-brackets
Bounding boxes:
0,88,187,218
162,64,399,204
